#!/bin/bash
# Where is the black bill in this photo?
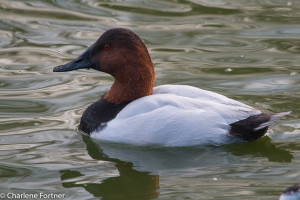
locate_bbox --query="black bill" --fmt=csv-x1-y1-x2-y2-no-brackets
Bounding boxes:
53,44,94,72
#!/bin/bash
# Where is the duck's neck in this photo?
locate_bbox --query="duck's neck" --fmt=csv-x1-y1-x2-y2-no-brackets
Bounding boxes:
104,64,155,104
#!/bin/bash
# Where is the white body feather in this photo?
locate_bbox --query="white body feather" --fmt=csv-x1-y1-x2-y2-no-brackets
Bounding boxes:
90,85,261,146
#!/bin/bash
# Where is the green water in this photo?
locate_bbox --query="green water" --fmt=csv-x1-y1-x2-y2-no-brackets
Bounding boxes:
0,0,300,199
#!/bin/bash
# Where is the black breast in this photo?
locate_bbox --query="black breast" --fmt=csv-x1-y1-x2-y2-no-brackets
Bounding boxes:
80,97,129,135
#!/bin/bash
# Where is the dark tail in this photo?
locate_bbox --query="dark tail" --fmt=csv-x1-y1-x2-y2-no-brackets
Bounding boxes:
229,111,291,141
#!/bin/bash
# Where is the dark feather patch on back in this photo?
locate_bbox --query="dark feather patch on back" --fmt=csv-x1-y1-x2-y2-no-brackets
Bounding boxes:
229,113,272,141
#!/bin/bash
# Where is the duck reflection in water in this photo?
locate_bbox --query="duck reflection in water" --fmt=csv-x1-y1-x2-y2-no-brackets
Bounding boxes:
225,137,293,163
60,135,293,199
60,135,159,200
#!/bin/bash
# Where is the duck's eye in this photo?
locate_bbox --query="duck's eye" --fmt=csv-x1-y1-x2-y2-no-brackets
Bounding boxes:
104,44,110,50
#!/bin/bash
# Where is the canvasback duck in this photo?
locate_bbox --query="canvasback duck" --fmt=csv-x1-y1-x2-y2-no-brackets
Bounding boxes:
53,28,290,146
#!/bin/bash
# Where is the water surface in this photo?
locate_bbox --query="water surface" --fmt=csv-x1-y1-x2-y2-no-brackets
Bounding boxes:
0,0,300,199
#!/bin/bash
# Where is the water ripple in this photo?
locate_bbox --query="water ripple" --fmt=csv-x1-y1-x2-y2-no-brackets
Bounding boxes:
0,0,300,199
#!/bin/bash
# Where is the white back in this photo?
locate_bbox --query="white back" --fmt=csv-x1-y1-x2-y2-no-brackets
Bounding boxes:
91,85,261,146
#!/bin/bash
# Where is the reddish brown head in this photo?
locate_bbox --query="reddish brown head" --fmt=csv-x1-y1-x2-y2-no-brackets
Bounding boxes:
53,28,155,104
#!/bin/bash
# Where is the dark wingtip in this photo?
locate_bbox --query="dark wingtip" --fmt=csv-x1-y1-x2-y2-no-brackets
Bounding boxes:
229,113,271,141
229,111,292,142
254,111,291,131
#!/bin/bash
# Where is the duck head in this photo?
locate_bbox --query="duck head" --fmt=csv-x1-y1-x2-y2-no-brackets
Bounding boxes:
53,28,155,104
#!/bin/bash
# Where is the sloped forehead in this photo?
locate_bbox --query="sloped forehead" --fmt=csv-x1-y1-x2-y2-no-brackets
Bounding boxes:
98,28,141,46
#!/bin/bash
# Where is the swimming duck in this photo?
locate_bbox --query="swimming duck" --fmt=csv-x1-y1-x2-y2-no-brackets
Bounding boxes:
53,28,290,146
